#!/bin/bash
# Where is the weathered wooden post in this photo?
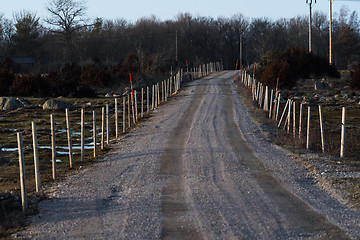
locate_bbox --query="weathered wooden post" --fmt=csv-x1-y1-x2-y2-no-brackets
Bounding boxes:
106,104,110,144
93,111,97,158
134,90,138,122
152,85,155,110
81,109,85,162
65,109,73,168
340,107,346,158
162,81,164,103
32,122,41,192
50,114,56,180
278,99,289,128
299,103,303,139
115,98,118,138
319,105,325,153
141,88,144,118
155,84,158,108
101,107,105,150
157,83,160,104
306,106,311,150
123,97,126,133
147,86,150,113
127,94,131,128
169,76,173,97
17,132,27,213
269,89,273,118
293,101,296,138
275,94,281,121
286,100,292,133
131,92,135,123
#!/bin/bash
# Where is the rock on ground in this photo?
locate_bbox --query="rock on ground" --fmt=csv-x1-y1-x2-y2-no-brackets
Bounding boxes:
42,99,74,110
0,97,24,111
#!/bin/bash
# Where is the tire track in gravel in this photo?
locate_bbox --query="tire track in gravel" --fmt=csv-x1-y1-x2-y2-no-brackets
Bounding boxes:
159,79,212,239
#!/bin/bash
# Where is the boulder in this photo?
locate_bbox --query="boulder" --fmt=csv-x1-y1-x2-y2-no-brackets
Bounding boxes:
43,99,74,110
0,97,24,111
314,80,330,91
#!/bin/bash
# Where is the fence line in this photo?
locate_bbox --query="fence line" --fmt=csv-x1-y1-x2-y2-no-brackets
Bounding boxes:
11,62,221,202
239,69,348,159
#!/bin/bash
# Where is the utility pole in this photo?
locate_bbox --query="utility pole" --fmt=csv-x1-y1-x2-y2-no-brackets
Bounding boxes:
306,0,316,53
329,0,332,65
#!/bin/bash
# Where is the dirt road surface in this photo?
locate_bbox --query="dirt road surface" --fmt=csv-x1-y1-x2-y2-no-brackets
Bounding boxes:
16,71,359,239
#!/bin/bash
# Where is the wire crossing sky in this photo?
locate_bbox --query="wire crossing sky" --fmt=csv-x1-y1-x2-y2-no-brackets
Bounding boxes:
1,0,359,22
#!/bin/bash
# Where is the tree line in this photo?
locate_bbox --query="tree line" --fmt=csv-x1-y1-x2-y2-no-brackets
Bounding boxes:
0,0,359,96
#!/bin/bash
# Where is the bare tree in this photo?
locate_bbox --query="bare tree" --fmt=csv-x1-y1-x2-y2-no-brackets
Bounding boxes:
45,0,88,61
0,14,15,56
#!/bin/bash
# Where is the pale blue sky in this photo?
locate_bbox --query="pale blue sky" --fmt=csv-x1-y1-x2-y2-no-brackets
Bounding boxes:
1,0,359,23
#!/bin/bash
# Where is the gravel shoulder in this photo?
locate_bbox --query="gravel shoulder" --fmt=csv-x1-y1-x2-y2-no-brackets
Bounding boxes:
15,71,359,239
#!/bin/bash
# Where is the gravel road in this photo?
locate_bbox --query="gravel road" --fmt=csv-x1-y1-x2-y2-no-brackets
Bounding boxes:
16,71,359,239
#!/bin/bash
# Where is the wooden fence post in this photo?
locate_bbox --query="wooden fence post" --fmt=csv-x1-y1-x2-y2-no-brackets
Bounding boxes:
286,100,292,133
93,111,97,158
162,81,164,103
147,86,150,113
115,98,118,138
269,89,273,118
131,93,136,124
134,90,138,122
32,122,41,192
17,132,27,213
65,109,73,168
152,85,155,110
278,99,289,128
50,114,56,180
101,107,105,150
106,104,110,144
319,105,325,153
81,109,85,162
127,94,131,128
299,103,303,139
141,88,144,118
155,84,158,108
293,101,296,138
340,107,347,158
306,106,311,150
123,97,126,133
170,77,172,96
276,93,281,121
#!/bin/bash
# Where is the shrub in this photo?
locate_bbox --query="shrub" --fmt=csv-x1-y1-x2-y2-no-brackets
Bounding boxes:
80,65,111,88
0,58,15,96
260,61,294,89
9,73,49,97
259,47,340,89
350,64,360,90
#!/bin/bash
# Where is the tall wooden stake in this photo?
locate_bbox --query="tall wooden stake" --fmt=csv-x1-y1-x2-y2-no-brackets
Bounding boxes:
65,109,73,168
17,132,27,213
50,114,56,180
32,122,41,192
340,107,346,158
